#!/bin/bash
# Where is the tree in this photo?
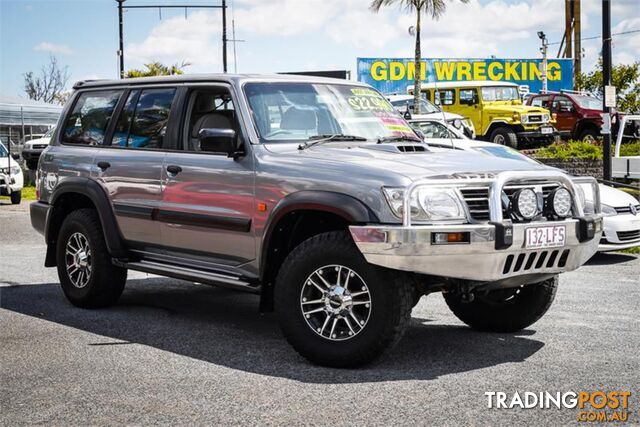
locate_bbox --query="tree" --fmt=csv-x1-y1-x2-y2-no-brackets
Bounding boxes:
370,0,468,114
125,61,191,78
576,60,640,113
23,55,70,105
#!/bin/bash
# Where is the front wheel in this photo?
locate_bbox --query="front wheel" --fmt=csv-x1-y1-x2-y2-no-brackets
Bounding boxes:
275,231,413,368
489,126,518,148
444,276,558,332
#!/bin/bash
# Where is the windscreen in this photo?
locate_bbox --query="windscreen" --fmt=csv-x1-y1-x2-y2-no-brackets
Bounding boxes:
0,143,7,157
481,86,519,102
573,95,602,110
244,83,418,143
390,98,440,114
473,145,539,164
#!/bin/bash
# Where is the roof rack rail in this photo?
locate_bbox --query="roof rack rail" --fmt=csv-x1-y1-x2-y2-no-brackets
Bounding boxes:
73,79,109,89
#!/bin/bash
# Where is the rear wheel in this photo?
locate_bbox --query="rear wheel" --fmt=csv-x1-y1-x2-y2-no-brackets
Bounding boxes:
444,276,558,332
56,209,127,308
10,190,21,205
578,127,599,143
275,231,413,368
489,127,518,148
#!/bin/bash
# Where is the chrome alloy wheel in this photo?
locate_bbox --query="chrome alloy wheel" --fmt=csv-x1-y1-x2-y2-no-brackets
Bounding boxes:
300,265,372,341
65,232,92,289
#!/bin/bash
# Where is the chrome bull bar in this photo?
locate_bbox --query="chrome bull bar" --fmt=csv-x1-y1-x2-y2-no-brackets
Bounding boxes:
402,170,601,226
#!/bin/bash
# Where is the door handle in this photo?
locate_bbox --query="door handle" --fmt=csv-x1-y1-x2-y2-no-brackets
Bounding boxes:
166,165,182,175
97,161,111,171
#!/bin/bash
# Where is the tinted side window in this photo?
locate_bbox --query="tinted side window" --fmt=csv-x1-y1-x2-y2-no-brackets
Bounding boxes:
112,90,139,147
126,88,176,149
434,89,455,106
62,90,122,145
552,96,573,112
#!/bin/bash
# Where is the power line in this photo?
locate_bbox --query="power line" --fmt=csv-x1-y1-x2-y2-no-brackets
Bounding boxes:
548,28,640,45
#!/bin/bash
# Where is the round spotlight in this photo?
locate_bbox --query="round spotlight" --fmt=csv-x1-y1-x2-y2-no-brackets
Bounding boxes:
548,187,572,218
513,188,538,219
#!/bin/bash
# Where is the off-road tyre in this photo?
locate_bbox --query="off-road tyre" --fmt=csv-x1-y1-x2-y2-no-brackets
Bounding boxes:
578,127,599,143
489,126,519,148
444,276,559,332
10,190,21,204
56,208,127,308
275,231,413,368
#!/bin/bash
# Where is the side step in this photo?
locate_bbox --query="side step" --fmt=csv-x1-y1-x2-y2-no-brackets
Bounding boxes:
117,259,261,294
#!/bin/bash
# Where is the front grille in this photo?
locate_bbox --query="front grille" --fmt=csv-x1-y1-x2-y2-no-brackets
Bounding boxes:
33,144,48,149
527,115,542,123
614,205,640,214
460,183,562,223
459,187,490,221
502,249,571,275
617,230,640,242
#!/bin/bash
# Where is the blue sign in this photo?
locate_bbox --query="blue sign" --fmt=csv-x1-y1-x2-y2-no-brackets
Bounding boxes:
357,58,574,94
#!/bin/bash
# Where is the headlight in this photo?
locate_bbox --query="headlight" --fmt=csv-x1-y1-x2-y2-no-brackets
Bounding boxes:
521,115,529,124
383,187,466,222
546,187,572,218
542,113,551,123
511,188,538,219
1,166,21,175
601,204,617,216
452,119,462,129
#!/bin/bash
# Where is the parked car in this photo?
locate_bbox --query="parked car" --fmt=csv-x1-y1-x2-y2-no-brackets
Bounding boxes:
413,81,559,148
527,92,603,141
408,118,639,253
22,127,55,170
386,94,476,138
0,141,24,204
31,74,602,367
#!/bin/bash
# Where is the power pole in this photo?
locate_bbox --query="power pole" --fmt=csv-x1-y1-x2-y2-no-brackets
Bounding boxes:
573,0,581,82
602,0,612,181
564,0,572,59
222,0,228,73
117,0,125,78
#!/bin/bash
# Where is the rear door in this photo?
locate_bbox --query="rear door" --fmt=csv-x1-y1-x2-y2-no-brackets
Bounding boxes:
158,84,256,267
96,86,178,247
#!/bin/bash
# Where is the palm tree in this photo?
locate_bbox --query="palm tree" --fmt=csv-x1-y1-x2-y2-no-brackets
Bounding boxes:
125,61,191,78
370,0,468,114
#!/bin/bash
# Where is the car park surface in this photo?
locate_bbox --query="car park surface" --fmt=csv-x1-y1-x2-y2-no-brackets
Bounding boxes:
1,202,638,425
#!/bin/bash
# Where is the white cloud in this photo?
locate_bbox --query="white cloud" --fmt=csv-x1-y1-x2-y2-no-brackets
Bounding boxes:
126,10,222,72
33,42,73,55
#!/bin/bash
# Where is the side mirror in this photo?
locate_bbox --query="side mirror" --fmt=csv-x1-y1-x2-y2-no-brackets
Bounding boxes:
561,106,574,113
198,128,237,155
414,130,425,140
11,153,20,160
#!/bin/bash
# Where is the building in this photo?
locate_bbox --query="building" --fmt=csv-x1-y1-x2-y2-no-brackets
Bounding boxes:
0,95,62,150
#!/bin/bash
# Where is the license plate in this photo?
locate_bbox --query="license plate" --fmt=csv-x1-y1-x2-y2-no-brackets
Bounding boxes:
525,225,566,249
540,126,553,135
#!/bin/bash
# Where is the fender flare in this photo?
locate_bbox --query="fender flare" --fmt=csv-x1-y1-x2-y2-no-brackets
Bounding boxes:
259,190,378,281
48,177,127,258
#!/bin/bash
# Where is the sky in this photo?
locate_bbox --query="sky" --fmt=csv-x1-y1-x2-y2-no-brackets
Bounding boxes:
0,0,638,99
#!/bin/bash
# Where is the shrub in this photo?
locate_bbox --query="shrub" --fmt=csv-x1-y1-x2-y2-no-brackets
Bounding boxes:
619,141,640,157
534,140,602,160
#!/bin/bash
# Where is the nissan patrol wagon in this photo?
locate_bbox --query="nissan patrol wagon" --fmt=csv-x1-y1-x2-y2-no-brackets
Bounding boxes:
31,74,602,367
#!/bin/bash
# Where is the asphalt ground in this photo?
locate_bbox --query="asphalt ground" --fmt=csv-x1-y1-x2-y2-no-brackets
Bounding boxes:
1,201,638,425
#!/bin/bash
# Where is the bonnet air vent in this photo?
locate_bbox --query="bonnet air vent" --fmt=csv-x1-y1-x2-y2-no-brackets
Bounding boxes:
397,145,426,153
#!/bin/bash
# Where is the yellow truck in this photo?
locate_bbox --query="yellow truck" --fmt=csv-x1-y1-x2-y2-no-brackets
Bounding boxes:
412,81,559,148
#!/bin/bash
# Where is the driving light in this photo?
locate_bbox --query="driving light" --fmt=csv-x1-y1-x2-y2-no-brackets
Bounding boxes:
547,187,572,218
512,188,538,219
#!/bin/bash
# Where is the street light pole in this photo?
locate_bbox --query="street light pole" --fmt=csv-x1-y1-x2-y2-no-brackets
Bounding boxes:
117,0,125,78
538,31,548,93
602,0,612,181
222,0,228,73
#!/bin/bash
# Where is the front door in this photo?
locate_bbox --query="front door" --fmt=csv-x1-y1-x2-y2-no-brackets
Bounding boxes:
96,87,178,247
456,88,481,134
551,95,577,134
158,85,255,267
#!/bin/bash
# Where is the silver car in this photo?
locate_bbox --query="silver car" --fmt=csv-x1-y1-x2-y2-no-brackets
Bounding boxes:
30,74,602,367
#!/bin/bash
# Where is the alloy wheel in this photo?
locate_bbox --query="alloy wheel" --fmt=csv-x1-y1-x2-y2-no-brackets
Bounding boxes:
65,232,92,288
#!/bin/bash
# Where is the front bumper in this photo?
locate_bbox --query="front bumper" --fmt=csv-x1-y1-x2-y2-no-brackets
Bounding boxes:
598,213,640,252
517,126,559,139
0,173,23,195
350,217,602,282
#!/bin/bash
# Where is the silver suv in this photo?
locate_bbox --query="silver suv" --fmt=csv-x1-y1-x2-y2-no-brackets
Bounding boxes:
30,74,602,367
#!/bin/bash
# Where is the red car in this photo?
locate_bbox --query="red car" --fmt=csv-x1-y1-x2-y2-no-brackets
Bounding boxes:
527,92,603,141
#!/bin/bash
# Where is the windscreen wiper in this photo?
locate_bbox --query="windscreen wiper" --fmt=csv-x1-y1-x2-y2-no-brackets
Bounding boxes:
298,134,367,150
377,135,423,144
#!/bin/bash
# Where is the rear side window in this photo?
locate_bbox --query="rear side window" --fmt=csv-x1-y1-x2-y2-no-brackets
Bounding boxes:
112,88,176,149
62,90,122,145
435,89,455,106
